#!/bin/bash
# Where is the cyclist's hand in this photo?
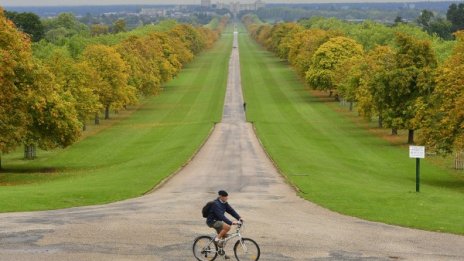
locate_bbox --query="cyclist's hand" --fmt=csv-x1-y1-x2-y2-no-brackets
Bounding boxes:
232,220,239,225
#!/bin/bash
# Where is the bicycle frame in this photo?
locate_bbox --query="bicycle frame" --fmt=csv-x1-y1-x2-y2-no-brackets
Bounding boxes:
209,224,243,248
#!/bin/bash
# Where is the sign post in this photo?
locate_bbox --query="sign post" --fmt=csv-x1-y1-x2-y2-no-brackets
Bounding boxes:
409,146,425,192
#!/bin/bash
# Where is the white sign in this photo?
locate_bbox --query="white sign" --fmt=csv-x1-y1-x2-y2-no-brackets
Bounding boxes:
409,146,425,159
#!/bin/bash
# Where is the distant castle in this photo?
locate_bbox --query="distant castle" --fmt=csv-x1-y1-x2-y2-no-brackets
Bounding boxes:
202,1,266,13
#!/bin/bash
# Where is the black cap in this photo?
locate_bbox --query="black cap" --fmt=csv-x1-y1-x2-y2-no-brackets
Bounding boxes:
218,190,228,197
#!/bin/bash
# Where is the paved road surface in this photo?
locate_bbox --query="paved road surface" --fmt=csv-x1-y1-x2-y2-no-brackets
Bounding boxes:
0,31,463,261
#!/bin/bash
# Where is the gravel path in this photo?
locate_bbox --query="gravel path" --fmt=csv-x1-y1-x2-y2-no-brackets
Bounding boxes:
0,30,463,261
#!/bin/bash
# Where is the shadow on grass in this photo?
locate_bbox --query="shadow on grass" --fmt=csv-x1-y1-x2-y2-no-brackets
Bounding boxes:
0,166,64,174
422,178,464,192
0,166,81,186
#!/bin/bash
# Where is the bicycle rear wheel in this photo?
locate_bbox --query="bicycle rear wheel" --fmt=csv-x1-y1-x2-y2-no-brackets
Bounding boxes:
234,238,260,261
193,236,218,261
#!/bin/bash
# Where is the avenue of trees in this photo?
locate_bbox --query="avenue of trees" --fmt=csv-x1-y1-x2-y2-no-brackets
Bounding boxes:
243,14,463,157
0,8,228,164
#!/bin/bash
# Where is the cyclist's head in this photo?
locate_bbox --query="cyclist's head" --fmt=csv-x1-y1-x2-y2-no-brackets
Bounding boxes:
218,190,228,201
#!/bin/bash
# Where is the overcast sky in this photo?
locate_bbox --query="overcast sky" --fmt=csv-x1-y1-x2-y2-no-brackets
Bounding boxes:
0,0,439,7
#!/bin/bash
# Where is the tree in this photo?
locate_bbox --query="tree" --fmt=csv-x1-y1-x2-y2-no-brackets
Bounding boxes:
305,36,363,96
356,46,396,128
418,31,464,153
447,3,464,32
383,33,437,144
117,35,162,96
287,29,341,77
335,54,364,111
42,13,89,40
81,44,136,120
169,24,205,55
44,27,69,44
148,31,193,82
91,24,109,36
43,49,102,130
268,22,303,58
428,18,453,40
23,62,82,158
254,24,272,48
0,8,34,161
5,11,44,42
112,19,126,34
417,9,434,29
416,10,452,40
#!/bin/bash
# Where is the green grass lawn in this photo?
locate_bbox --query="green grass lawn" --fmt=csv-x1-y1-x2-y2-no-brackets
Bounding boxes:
0,28,233,212
238,25,464,235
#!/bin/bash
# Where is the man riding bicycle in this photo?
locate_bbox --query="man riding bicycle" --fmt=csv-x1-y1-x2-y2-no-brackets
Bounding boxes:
206,190,242,250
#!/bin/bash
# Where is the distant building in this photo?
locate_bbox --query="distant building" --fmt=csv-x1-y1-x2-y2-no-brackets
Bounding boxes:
140,8,166,17
214,1,266,14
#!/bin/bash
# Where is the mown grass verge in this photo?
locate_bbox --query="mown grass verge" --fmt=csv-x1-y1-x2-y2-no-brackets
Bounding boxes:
0,27,233,212
238,25,464,235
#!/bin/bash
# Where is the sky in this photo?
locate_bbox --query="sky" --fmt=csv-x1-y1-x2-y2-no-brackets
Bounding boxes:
0,0,448,7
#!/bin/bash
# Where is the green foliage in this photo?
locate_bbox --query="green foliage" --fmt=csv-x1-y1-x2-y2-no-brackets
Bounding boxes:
116,35,162,96
43,13,89,34
112,19,126,34
24,62,82,150
356,46,395,126
81,44,136,118
382,33,437,139
417,9,453,40
43,49,102,125
418,31,464,153
447,3,464,32
305,36,363,93
169,24,206,55
0,8,34,153
4,11,44,42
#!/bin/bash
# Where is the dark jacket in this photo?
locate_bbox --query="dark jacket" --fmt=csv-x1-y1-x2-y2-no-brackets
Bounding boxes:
206,198,241,226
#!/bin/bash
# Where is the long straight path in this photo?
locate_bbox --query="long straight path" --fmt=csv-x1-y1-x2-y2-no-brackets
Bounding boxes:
0,28,463,261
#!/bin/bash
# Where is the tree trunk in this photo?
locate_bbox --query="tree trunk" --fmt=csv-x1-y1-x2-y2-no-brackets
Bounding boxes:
105,105,110,119
24,144,36,160
378,114,383,128
83,122,87,131
349,101,353,112
0,154,2,171
391,128,398,135
408,129,415,145
95,113,100,125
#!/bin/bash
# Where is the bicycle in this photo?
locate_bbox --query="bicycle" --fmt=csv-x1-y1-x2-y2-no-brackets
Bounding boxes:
192,221,260,261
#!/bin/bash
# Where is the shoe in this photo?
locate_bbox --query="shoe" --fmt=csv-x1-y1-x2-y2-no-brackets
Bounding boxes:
215,239,224,248
224,254,231,259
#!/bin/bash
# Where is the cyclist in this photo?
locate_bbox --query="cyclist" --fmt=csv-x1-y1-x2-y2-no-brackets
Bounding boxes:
206,190,242,250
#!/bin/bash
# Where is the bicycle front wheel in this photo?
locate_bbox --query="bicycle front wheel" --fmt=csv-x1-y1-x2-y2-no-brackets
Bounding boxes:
234,238,260,261
193,236,218,261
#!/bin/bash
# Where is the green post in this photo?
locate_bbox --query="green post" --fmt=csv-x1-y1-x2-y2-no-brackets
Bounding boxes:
416,158,420,192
